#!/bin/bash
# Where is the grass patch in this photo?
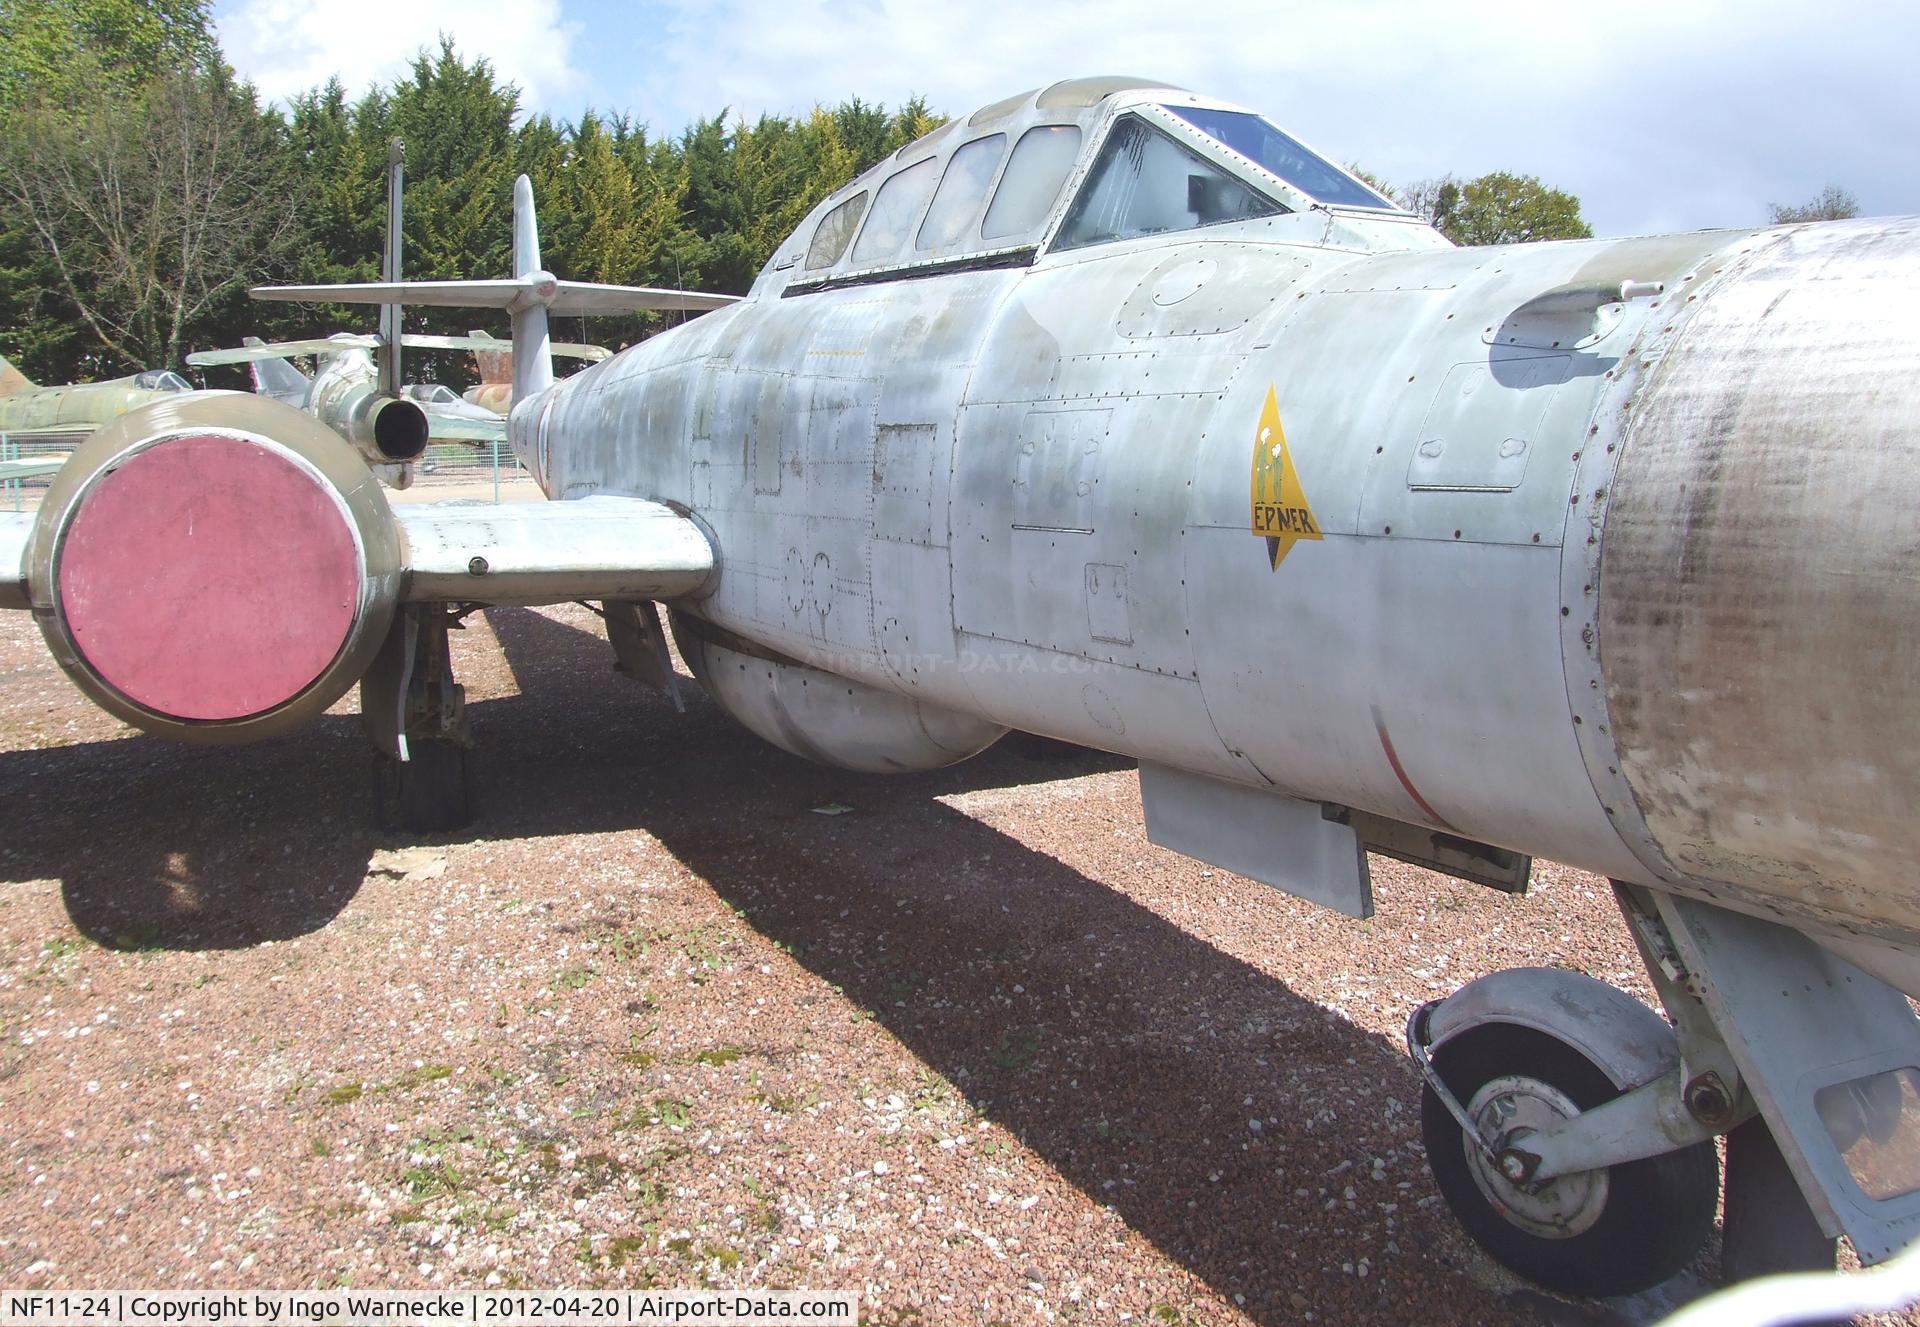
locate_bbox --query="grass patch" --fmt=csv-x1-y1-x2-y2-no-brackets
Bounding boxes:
750,1087,824,1115
988,1031,1041,1074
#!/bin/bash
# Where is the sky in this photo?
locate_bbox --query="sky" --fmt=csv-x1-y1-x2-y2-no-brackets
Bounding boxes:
210,0,1919,238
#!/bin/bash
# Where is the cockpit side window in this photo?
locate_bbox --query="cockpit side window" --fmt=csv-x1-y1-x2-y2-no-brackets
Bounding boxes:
1054,116,1283,252
982,125,1082,241
916,134,1007,252
806,190,869,270
851,157,940,265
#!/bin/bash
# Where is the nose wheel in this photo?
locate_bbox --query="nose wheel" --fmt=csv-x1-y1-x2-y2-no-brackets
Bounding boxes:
1420,1023,1719,1297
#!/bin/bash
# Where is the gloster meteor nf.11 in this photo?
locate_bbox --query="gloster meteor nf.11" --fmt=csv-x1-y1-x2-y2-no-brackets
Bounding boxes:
4,77,1918,1300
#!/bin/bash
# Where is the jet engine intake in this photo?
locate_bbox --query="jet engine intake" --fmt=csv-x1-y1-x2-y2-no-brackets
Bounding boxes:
25,394,403,743
669,611,1007,772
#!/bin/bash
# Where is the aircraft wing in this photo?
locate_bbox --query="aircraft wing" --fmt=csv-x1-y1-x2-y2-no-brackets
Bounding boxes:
1,495,711,614
254,278,738,315
0,456,68,482
402,333,610,362
393,497,711,604
190,335,610,365
423,412,506,444
187,337,383,366
0,513,29,609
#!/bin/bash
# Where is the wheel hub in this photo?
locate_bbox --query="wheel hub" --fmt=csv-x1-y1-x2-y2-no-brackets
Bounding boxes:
1463,1073,1610,1238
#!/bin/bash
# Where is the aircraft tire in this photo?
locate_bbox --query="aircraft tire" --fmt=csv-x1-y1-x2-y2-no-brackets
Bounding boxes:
1420,1022,1718,1298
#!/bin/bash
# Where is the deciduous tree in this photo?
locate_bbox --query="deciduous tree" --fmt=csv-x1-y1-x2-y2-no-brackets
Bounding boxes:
1769,185,1859,224
1400,171,1593,245
0,64,300,374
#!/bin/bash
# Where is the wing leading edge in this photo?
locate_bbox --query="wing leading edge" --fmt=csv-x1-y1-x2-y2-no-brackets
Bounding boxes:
0,513,28,609
0,497,714,616
395,497,713,605
254,278,736,315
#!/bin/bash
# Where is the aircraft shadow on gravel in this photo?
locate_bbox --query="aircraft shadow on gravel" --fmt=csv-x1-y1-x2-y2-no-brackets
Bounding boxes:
0,605,1695,1324
0,607,1121,950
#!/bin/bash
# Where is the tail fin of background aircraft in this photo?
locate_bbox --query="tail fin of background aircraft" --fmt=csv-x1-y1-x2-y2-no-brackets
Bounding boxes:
250,175,736,410
470,327,511,388
239,336,315,407
0,354,34,397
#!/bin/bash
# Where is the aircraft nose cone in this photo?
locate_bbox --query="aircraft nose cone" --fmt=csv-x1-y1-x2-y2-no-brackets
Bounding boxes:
1597,215,1920,934
55,433,363,722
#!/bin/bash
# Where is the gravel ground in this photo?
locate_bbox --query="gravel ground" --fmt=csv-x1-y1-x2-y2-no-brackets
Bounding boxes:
0,513,1895,1325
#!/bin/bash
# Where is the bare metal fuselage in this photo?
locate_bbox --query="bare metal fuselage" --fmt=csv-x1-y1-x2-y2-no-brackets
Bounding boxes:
10,76,1920,1287
516,213,1920,975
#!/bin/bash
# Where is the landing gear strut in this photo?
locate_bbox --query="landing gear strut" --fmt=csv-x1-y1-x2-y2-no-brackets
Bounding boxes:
362,604,475,832
1409,976,1719,1296
1410,881,1920,1299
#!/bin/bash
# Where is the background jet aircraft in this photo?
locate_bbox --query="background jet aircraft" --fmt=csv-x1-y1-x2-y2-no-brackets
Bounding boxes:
0,354,198,448
3,75,1918,1307
189,333,508,436
186,142,620,484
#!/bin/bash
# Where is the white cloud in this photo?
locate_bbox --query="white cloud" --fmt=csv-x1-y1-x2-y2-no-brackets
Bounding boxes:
215,0,589,115
613,0,1920,236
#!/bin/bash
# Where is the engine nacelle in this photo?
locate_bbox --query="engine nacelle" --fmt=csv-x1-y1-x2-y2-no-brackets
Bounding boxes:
25,393,403,743
670,612,1007,773
309,370,431,464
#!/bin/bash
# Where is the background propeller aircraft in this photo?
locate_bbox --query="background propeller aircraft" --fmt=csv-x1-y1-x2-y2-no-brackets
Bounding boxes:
4,75,1919,1305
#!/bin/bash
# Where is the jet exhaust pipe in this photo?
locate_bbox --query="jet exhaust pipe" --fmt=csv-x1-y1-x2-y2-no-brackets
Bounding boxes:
23,393,402,743
341,389,430,461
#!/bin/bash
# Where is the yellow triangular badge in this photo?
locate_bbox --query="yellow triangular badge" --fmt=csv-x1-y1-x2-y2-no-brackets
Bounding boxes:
1248,386,1322,570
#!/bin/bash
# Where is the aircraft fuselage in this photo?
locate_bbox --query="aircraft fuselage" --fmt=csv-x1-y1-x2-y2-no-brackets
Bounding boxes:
518,213,1920,976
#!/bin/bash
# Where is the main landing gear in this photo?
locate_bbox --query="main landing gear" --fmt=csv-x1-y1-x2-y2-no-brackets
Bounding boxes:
1407,881,1920,1299
362,604,475,833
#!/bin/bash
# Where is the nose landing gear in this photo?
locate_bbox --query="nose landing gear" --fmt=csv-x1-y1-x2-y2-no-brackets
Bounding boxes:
1409,881,1920,1300
1416,1016,1719,1296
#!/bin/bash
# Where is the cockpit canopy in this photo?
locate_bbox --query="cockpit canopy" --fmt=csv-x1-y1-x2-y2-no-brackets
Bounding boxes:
133,370,192,393
768,76,1410,293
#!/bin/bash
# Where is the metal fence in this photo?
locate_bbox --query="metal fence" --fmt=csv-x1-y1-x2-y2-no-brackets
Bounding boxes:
414,441,531,502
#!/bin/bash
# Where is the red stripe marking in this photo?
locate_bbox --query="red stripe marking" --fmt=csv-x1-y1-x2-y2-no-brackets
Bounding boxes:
1372,705,1456,831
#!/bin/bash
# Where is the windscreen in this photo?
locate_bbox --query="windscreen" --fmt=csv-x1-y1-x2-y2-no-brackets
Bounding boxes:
1161,106,1395,210
1054,117,1282,252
